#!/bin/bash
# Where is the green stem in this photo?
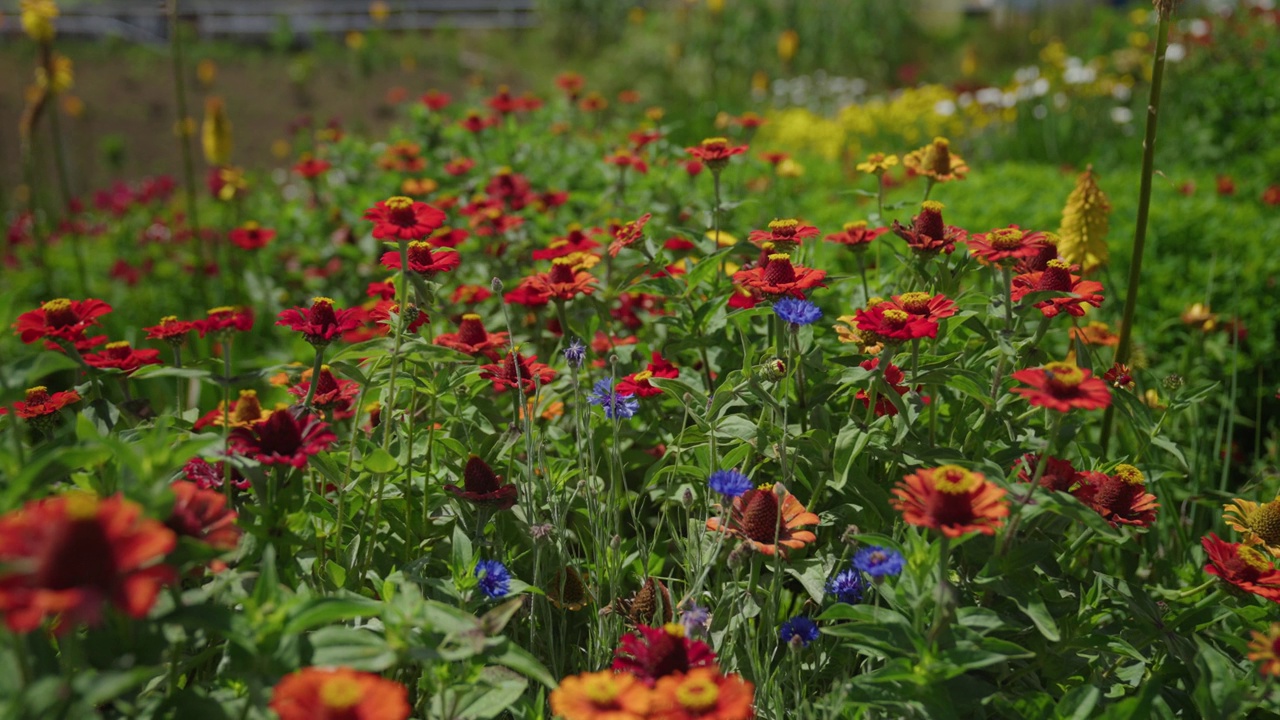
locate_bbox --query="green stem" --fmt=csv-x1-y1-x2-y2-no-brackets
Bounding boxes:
927,534,952,648
1001,265,1014,335
168,0,205,300
301,346,326,411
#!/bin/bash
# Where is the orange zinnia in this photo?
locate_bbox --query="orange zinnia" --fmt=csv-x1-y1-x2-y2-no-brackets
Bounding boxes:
1249,624,1280,677
270,666,410,720
705,483,818,557
892,465,1008,538
550,670,651,720
651,668,755,720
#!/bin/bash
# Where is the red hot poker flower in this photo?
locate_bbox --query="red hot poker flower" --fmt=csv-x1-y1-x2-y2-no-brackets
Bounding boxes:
379,241,462,276
892,465,1008,538
854,304,937,343
13,298,112,347
732,253,827,298
230,410,336,468
363,196,447,241
0,493,176,633
685,137,748,171
617,352,679,397
1010,361,1111,412
228,221,275,250
83,341,163,375
478,350,557,394
747,218,820,248
825,221,887,249
891,201,967,257
1010,259,1105,318
443,455,518,510
270,667,410,720
609,213,653,257
435,313,509,360
1202,533,1280,604
526,258,598,301
277,297,363,347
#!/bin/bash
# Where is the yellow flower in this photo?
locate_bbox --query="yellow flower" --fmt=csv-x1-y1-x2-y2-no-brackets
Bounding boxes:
1180,303,1217,332
707,0,724,14
35,53,72,94
1056,165,1111,274
776,158,804,178
902,137,968,182
271,139,291,159
201,96,232,166
345,31,365,51
833,316,883,355
855,152,899,175
777,29,799,63
369,0,390,24
751,70,769,94
1224,497,1280,557
60,93,84,118
216,166,247,202
705,230,738,248
196,58,217,87
20,0,58,43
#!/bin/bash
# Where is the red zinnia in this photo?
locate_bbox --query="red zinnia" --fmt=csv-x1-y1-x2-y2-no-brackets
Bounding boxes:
747,218,820,248
526,258,598,300
363,196,447,241
617,353,679,397
270,667,410,720
277,297,363,346
1072,464,1158,528
443,455,518,510
379,241,462,275
194,389,271,431
228,221,275,250
855,358,927,417
292,157,331,179
891,201,966,257
685,137,748,171
609,213,653,257
428,226,470,248
532,226,603,260
166,481,242,551
287,366,361,419
230,410,336,468
1010,361,1111,412
825,221,887,249
1202,533,1280,603
732,253,827,297
13,297,112,347
1014,453,1078,493
83,341,163,375
435,313,509,360
196,306,254,337
0,493,176,633
1010,259,1105,318
144,315,196,345
885,291,957,321
444,157,475,176
613,623,717,686
966,226,1050,266
706,483,818,557
854,303,937,343
420,89,451,110
1,386,80,425
478,350,557,394
892,465,1008,538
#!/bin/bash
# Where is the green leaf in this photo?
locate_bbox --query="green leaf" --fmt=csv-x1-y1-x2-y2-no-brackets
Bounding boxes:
362,448,400,473
1015,594,1061,642
490,639,558,689
307,627,397,671
283,595,382,634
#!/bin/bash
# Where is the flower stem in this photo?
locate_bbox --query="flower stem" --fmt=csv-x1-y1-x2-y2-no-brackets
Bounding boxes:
927,534,952,648
1001,265,1014,335
168,0,205,302
301,346,325,411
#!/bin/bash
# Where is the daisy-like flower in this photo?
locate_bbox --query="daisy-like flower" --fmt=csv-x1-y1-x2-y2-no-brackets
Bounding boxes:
83,341,162,375
825,221,887,249
287,366,360,419
685,137,748,171
0,493,176,633
856,152,899,175
1014,453,1078,493
891,201,967,257
1011,259,1105,318
1249,624,1280,677
435,313,509,360
588,378,640,420
833,315,885,355
182,457,249,492
143,316,195,346
613,623,717,685
1224,495,1280,557
1103,363,1134,390
651,668,754,720
1202,533,1280,603
479,350,557,394
852,546,905,579
474,559,511,599
550,670,651,720
379,240,461,276
779,616,820,647
292,157,330,180
708,469,753,499
228,221,274,250
608,213,653,257
533,226,603,260
277,297,363,347
706,483,818,557
966,226,1050,266
363,196,447,241
826,567,863,604
165,481,242,551
230,410,336,468
854,358,924,418
892,465,1008,538
270,667,410,720
854,304,937,343
13,298,112,347
773,297,822,327
194,389,271,430
1072,464,1159,528
1015,231,1062,273
526,258,598,301
886,291,957,322
903,136,968,182
617,353,678,397
1010,361,1111,412
444,455,518,510
1071,321,1120,347
732,253,827,298
1,386,80,429
747,218,820,249
196,306,253,338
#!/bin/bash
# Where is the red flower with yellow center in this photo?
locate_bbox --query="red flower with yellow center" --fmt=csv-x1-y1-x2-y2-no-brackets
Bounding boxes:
892,465,1009,538
1223,496,1280,557
890,201,967,257
605,148,650,174
1202,533,1280,603
966,226,1049,266
277,297,363,347
732,253,827,298
651,668,755,720
479,350,557,394
618,353,679,397
363,196,447,241
747,218,820,248
444,455,518,510
83,341,163,375
1014,453,1078,493
194,389,271,430
165,481,242,551
270,667,410,720
0,493,176,633
379,240,462,276
824,221,886,249
609,213,653,257
1072,464,1158,527
13,297,112,347
228,221,275,250
533,226,603,260
420,89,451,110
292,157,331,179
550,670,651,720
435,313,509,360
287,366,360,419
902,136,968,182
1010,361,1111,412
1249,624,1280,677
1010,259,1105,318
426,225,468,248
685,137,748,171
1,385,80,422
854,304,937,342
613,623,717,685
855,358,927,417
230,410,336,468
144,315,195,345
196,306,254,337
445,157,475,176
886,291,957,321
706,483,818,557
1070,321,1120,347
527,257,598,300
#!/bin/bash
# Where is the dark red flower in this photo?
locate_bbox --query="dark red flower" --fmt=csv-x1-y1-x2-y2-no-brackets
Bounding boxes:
292,157,331,179
685,138,748,171
229,222,275,250
287,366,360,419
732,253,827,297
855,358,927,416
420,89,452,111
612,623,717,686
182,457,250,491
435,313,509,360
1014,453,1078,492
83,341,163,375
1203,533,1280,603
1216,175,1236,196
379,241,462,276
277,297,363,347
854,303,937,343
825,221,887,249
444,158,475,176
363,196,447,242
13,298,112,347
230,410,336,468
1072,464,1158,527
1010,362,1111,412
478,350,557,394
443,456,518,510
891,201,967,257
196,306,254,337
1103,362,1134,389
459,110,498,134
166,481,242,551
1010,259,1105,318
617,353,679,397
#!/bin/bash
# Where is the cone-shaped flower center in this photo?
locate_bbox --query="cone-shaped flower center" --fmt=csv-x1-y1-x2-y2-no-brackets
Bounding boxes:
769,218,800,237
42,298,75,326
384,196,416,225
926,137,952,175
232,390,263,424
882,309,909,326
463,455,501,494
255,411,303,454
308,297,337,327
739,488,781,543
762,254,796,284
407,241,434,265
319,676,363,711
1251,501,1280,546
1091,476,1134,515
844,221,868,233
105,341,132,358
25,386,50,403
989,228,1025,250
583,675,623,705
1036,260,1074,292
208,306,236,317
897,292,931,314
314,367,340,395
933,465,980,494
1228,545,1274,580
633,370,654,382
34,510,117,592
701,137,728,150
502,351,532,382
675,676,721,711
1113,464,1145,485
550,258,576,284
1044,362,1085,393
458,314,488,345
916,201,946,240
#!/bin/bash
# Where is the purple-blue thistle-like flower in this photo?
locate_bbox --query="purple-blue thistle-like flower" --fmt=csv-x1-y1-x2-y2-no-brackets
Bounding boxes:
563,337,587,368
679,602,711,637
772,297,823,327
587,378,639,420
475,559,511,599
826,566,864,604
708,469,753,499
852,546,905,579
779,615,820,648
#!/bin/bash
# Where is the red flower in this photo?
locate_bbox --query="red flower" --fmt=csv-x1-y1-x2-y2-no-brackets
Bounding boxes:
13,298,112,347
617,353,679,397
451,284,493,305
435,313,509,360
533,226,603,260
194,389,271,431
555,72,585,100
379,241,462,276
759,151,789,166
0,386,79,423
363,196,447,242
428,226,470,248
1010,260,1105,318
0,493,176,633
196,306,254,337
270,667,410,720
891,201,966,257
1014,453,1078,492
420,89,452,111
83,341,163,375
854,303,937,342
288,366,361,419
747,218,820,248
966,226,1051,266
1263,185,1280,206
478,350,557,394
1216,175,1236,196
1072,464,1158,527
443,456,518,510
459,110,498,133
144,315,196,345
1010,361,1111,412
732,253,827,297
1202,533,1280,603
685,137,748,171
503,282,552,308
229,221,275,250
613,623,717,686
855,358,927,417
277,297,363,346
892,466,1008,538
487,85,519,115
605,149,650,174
825,221,886,249
183,457,250,492
166,481,242,551
444,157,475,176
885,291,957,321
684,159,704,177
1103,362,1134,389
706,483,818,557
292,157,330,179
609,213,653,257
230,410,336,468
525,258,598,301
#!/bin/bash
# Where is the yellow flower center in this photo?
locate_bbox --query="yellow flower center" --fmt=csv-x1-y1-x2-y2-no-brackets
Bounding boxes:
208,306,235,315
552,257,575,267
26,385,48,397
1047,259,1071,271
756,482,775,492
160,315,178,325
701,137,728,147
1249,501,1280,546
311,296,334,306
866,296,886,308
1040,231,1060,248
921,200,945,212
882,309,909,324
769,218,800,230
1044,362,1085,388
64,492,99,520
1239,545,1274,574
105,341,130,350
767,253,791,263
633,370,654,382
42,298,71,313
242,221,260,231
675,676,721,711
319,675,364,710
384,196,414,210
897,292,931,313
582,674,622,705
1113,464,1145,485
843,221,868,232
462,313,482,322
933,465,980,494
238,389,258,400
663,622,686,638
988,228,1025,250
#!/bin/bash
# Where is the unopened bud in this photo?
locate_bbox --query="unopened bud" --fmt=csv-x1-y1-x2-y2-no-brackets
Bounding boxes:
841,524,862,545
490,277,504,292
757,357,786,382
727,542,751,568
680,487,696,509
1162,374,1184,391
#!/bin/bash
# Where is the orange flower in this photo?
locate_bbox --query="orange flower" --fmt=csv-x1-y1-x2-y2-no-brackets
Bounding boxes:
1010,361,1111,412
731,253,826,298
270,667,410,720
550,670,651,720
892,466,1008,538
166,481,242,551
1223,496,1280,557
1202,533,1280,603
609,213,653,257
1071,465,1158,528
1070,321,1119,346
526,258,598,300
903,136,968,182
706,483,818,557
651,668,755,720
1249,624,1280,677
435,313,509,360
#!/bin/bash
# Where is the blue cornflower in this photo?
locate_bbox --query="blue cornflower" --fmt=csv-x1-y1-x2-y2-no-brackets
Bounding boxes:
772,297,823,327
474,559,511,599
779,616,820,648
563,338,587,368
587,378,639,420
825,566,864,604
852,546,905,579
708,469,753,499
679,603,711,637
